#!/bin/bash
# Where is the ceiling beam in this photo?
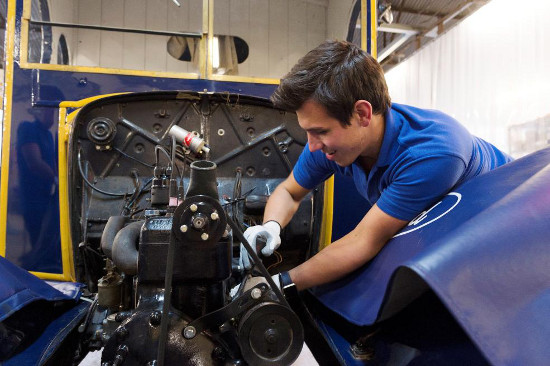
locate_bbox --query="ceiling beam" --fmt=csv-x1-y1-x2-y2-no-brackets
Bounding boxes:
378,23,423,35
391,5,446,18
378,32,417,62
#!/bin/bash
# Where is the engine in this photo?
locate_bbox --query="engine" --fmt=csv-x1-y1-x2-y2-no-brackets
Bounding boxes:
69,92,318,365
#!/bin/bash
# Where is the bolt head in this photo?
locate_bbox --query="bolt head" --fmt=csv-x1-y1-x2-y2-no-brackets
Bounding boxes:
250,288,262,299
192,215,207,229
211,211,219,220
180,225,188,233
190,203,198,212
201,233,209,241
184,326,196,339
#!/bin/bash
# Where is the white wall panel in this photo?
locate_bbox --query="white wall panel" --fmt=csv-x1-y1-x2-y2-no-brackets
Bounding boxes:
306,3,326,51
122,0,146,71
145,0,168,71
47,0,77,65
268,0,289,78
100,0,124,69
75,0,100,66
49,0,332,76
287,0,307,72
385,0,550,155
327,0,354,40
248,0,269,77
166,0,186,72
228,0,250,76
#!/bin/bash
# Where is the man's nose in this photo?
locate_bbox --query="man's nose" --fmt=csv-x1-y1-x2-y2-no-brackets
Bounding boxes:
308,135,323,152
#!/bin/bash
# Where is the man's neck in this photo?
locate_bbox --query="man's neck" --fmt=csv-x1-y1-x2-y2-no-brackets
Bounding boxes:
359,114,385,170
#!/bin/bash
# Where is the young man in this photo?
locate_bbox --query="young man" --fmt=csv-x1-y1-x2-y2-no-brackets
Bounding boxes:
242,40,512,293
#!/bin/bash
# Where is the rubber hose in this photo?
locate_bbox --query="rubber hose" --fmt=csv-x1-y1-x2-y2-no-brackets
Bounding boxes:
100,216,127,258
111,220,143,275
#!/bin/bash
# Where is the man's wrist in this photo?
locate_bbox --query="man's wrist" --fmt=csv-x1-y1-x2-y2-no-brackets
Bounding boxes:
278,271,298,300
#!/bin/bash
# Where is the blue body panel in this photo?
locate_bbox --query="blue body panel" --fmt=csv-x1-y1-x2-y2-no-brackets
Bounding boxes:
5,63,277,272
311,147,550,365
3,301,89,366
0,255,82,322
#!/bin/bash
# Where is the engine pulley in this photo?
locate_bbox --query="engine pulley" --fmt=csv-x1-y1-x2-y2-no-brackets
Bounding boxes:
238,302,304,366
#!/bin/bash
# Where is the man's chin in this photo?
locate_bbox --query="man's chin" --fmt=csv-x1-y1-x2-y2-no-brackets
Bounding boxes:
334,159,351,167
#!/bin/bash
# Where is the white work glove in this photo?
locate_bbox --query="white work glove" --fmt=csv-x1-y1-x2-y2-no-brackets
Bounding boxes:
239,221,281,269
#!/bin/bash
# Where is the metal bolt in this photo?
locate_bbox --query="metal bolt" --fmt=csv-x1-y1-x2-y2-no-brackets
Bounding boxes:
219,322,231,333
190,204,198,212
201,233,209,241
149,311,161,326
250,288,262,299
180,225,188,233
183,326,196,339
116,344,129,357
192,214,207,229
211,211,219,220
264,329,278,344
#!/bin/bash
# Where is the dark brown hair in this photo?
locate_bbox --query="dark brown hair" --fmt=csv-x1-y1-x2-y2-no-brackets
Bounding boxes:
271,40,391,126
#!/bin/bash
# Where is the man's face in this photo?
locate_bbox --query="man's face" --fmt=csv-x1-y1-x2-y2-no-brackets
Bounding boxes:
296,100,367,167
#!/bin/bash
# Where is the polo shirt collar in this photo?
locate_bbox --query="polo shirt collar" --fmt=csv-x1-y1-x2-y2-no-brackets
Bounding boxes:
374,106,401,168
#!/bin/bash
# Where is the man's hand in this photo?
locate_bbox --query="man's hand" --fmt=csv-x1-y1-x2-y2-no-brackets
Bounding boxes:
239,221,281,269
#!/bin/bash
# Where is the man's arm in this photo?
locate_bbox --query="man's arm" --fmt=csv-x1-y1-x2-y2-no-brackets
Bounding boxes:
289,203,408,291
262,171,310,228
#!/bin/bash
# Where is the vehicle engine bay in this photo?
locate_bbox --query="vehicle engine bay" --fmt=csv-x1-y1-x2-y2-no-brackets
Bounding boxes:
68,91,324,365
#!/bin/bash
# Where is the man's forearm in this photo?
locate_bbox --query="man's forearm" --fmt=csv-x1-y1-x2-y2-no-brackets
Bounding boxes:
288,204,408,291
289,228,383,290
262,184,302,228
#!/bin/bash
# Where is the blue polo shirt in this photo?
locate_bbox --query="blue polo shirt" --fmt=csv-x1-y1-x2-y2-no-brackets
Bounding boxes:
293,103,512,221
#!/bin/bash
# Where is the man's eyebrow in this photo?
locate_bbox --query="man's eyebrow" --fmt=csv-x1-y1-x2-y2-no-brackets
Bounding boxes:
304,127,328,133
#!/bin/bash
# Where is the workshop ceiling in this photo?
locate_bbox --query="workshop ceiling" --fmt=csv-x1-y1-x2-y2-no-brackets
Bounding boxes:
377,0,490,72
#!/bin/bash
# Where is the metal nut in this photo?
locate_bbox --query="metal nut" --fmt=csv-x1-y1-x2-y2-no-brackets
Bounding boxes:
210,212,219,220
192,215,206,229
183,326,196,339
190,204,198,212
250,288,262,299
180,225,188,233
201,233,209,241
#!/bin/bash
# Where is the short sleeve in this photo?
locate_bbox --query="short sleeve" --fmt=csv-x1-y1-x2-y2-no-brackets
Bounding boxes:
376,154,466,221
293,144,335,190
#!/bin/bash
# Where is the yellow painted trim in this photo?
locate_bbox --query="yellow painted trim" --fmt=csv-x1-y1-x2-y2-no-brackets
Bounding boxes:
19,62,201,80
0,0,18,257
318,176,335,250
57,107,74,281
206,0,214,80
20,0,30,64
59,92,129,109
55,93,127,281
28,272,67,281
208,74,280,85
370,0,378,58
361,0,367,52
199,0,208,77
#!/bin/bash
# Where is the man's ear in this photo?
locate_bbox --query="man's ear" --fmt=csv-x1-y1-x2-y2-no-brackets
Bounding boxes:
354,100,372,127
